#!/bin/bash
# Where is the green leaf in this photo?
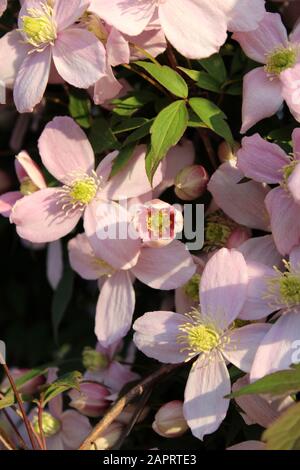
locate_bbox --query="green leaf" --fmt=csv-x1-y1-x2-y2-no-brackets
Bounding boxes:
189,97,234,145
41,371,82,407
0,394,15,410
89,118,121,154
113,118,149,134
136,61,189,98
225,82,242,96
112,91,155,117
228,364,300,399
51,265,74,341
146,100,188,183
110,143,137,178
123,119,153,146
0,368,48,409
69,89,91,129
178,67,221,93
263,402,300,450
199,54,227,84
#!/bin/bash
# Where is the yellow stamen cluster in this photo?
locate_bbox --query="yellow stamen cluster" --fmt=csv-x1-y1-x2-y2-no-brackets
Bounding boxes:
58,172,101,214
21,2,57,51
182,274,201,302
265,46,297,76
265,260,300,307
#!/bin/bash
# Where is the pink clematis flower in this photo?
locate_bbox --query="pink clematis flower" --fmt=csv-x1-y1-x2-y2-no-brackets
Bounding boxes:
68,220,196,346
133,248,270,440
89,0,265,59
0,150,46,217
0,0,106,112
0,0,7,16
10,116,163,243
83,340,140,393
237,130,300,255
234,12,300,132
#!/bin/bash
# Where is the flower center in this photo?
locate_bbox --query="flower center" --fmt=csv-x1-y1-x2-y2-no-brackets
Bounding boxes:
177,313,221,359
20,2,57,51
183,274,201,302
82,347,109,372
58,172,100,213
265,46,297,76
265,261,300,307
32,412,61,438
20,177,40,196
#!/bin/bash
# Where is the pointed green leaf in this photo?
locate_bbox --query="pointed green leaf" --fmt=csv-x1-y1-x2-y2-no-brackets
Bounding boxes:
136,61,189,98
263,402,300,450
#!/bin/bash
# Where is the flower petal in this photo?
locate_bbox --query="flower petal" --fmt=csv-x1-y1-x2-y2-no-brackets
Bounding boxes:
133,311,187,364
0,30,30,88
38,116,94,183
47,240,63,290
61,410,91,450
95,271,135,347
238,235,282,268
68,233,109,280
0,191,22,217
132,240,196,290
15,151,46,189
54,0,90,30
11,188,81,243
53,28,106,88
183,353,230,440
200,248,248,329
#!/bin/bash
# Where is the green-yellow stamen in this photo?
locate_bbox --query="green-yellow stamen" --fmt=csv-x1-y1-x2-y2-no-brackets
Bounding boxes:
205,222,231,246
20,177,39,196
265,46,297,76
183,274,201,302
178,319,220,358
265,261,300,306
21,3,57,50
69,178,98,205
32,412,60,438
82,347,108,372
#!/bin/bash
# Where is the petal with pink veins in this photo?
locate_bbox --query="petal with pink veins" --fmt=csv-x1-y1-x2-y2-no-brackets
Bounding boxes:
38,116,95,183
133,311,188,364
11,188,81,243
53,0,90,31
238,235,282,268
183,353,230,440
95,271,135,347
220,0,266,32
0,30,30,88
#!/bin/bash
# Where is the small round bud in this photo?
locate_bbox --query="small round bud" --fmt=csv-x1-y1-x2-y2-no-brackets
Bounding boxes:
175,165,209,201
82,347,109,372
32,412,61,438
152,401,188,438
91,422,124,450
69,382,110,418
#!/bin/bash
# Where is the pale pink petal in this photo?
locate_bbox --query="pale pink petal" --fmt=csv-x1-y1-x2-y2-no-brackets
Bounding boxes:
88,0,155,36
68,233,110,280
14,48,51,113
237,134,289,184
0,0,7,16
241,68,283,133
15,151,46,188
100,145,164,200
290,20,300,43
61,410,91,450
0,30,30,88
127,23,167,60
159,0,227,59
133,311,187,364
239,261,278,321
233,12,287,63
53,28,106,88
292,128,300,160
290,245,300,273
208,162,271,231
103,361,139,392
287,162,300,203
84,200,141,271
0,191,22,217
238,235,282,268
95,271,135,347
93,64,123,104
200,248,248,329
106,28,130,66
47,240,63,289
38,116,94,183
223,324,271,372
251,311,300,381
281,64,300,122
54,0,89,30
265,187,300,255
11,188,81,243
183,353,230,440
46,433,64,451
220,0,266,32
132,240,196,290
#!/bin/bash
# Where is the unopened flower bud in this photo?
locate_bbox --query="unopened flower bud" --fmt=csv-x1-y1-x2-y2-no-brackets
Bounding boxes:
91,422,124,450
152,401,188,438
69,382,110,418
82,347,109,372
175,165,209,201
132,199,183,248
218,140,240,164
32,412,61,438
